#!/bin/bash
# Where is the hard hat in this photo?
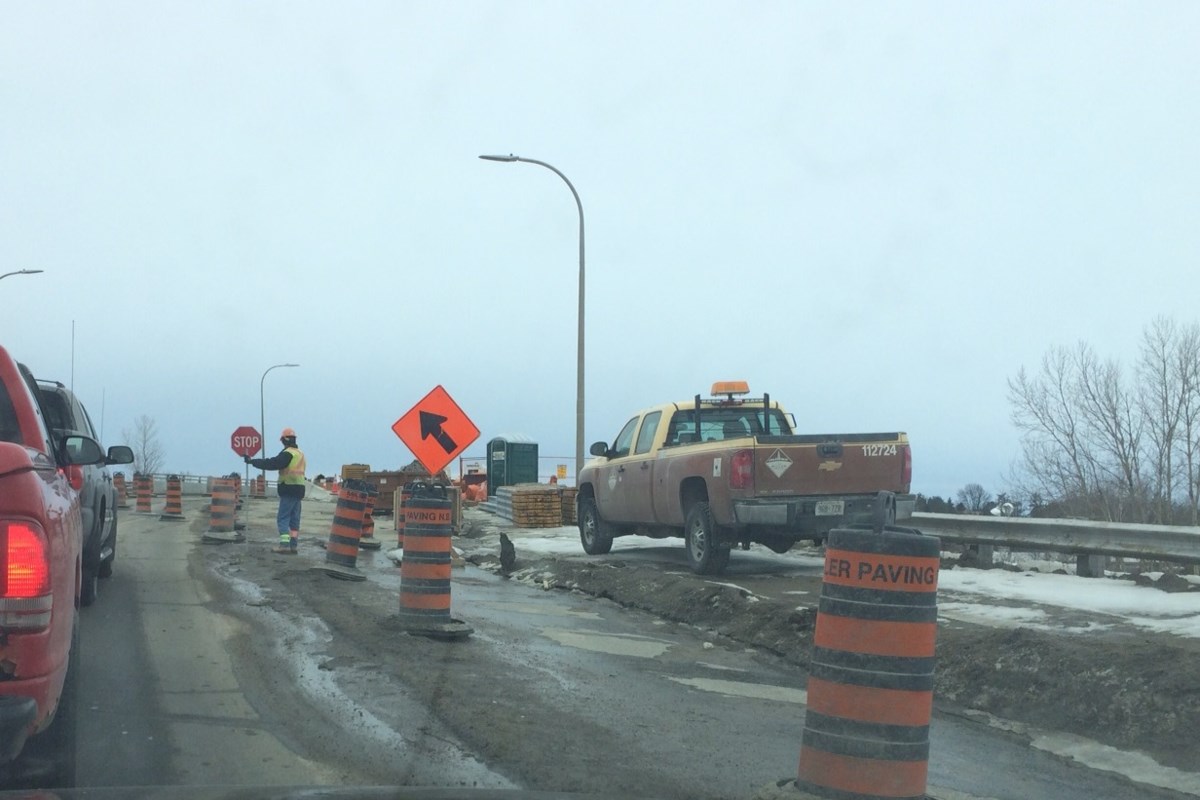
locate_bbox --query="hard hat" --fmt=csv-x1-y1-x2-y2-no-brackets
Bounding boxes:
280,427,297,439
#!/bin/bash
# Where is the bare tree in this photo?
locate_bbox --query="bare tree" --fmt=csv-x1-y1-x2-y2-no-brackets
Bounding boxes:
1008,345,1105,519
1139,317,1187,523
1009,342,1143,521
1075,345,1144,520
956,482,992,512
123,414,164,475
1009,319,1200,524
1174,323,1200,524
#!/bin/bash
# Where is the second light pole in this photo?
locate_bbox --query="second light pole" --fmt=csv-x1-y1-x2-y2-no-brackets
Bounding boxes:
260,363,299,476
480,154,585,483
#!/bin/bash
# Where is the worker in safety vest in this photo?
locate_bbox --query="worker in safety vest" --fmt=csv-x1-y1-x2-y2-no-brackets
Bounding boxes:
244,427,307,554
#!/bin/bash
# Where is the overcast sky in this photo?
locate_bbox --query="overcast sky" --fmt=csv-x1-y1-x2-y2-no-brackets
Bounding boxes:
2,2,1197,498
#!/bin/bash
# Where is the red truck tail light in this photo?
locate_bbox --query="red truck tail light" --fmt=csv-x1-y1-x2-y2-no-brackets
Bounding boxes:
730,449,754,490
0,521,53,629
901,445,912,491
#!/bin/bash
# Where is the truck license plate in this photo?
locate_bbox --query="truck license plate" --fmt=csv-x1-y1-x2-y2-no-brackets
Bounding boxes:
815,500,844,516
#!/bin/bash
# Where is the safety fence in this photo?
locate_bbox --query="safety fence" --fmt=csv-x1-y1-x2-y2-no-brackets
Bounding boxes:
456,455,577,486
123,473,281,496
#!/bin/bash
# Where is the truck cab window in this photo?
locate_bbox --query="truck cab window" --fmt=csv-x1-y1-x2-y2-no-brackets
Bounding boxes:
612,417,639,459
0,383,22,445
634,411,662,455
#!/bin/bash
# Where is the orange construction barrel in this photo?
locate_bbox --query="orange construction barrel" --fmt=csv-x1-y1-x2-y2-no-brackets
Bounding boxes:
114,473,129,509
796,524,941,800
159,475,185,520
202,478,243,543
397,487,471,640
359,485,381,551
322,481,368,581
135,474,153,514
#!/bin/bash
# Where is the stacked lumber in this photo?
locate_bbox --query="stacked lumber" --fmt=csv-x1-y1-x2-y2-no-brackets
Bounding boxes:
341,463,370,482
510,484,566,528
560,487,578,525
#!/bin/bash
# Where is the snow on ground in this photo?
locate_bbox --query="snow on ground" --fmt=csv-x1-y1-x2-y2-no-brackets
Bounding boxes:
936,568,1200,638
496,524,681,556
480,513,1200,640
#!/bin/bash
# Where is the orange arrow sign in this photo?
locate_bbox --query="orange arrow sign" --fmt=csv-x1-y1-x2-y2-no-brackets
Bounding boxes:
392,385,481,476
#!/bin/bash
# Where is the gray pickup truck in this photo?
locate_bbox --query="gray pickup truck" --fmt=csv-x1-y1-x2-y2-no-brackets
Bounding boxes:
36,381,133,606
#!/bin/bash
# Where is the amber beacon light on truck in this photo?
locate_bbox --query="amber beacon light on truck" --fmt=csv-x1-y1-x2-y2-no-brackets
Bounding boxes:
711,380,751,400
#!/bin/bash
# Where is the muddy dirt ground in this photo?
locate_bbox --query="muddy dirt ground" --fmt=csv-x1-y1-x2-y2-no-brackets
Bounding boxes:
450,509,1200,775
196,493,1200,789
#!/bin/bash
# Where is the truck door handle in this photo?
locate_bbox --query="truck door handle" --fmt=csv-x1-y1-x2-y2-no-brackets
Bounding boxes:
641,463,649,470
618,466,626,473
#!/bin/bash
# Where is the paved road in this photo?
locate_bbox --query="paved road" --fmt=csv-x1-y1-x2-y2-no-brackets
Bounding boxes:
77,501,353,787
68,494,1194,799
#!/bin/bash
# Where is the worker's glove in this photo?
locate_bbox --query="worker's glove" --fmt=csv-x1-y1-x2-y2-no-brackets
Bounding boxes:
243,455,252,464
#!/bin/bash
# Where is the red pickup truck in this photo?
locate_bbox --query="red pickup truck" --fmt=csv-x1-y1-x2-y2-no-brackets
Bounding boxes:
577,382,913,574
0,345,108,787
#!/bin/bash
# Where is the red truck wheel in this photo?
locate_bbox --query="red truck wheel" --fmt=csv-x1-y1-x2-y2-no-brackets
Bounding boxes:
578,496,614,556
685,502,730,575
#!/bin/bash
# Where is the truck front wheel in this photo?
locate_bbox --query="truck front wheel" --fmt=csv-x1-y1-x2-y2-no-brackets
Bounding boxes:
685,502,730,575
578,496,614,556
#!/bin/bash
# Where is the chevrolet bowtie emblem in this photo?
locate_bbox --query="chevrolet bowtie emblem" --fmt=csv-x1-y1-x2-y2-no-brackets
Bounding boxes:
818,460,842,472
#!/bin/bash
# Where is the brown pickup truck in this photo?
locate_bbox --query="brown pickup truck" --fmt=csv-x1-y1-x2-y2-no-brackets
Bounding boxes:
576,382,913,574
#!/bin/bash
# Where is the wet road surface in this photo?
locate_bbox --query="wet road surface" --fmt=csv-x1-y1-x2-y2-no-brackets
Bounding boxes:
69,495,1195,799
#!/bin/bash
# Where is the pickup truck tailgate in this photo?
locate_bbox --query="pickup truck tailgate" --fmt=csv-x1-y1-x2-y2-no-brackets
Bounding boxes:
751,434,909,496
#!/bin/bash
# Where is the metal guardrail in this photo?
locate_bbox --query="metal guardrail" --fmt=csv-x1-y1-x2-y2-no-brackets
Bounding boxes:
910,512,1200,565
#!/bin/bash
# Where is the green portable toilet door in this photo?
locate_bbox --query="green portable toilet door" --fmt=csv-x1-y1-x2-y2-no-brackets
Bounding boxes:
487,439,508,497
509,442,539,486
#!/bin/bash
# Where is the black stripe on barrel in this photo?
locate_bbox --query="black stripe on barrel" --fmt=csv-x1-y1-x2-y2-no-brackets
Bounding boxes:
797,526,941,800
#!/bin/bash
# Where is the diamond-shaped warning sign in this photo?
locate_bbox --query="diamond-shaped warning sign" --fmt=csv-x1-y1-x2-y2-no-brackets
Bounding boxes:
392,385,481,476
765,448,793,478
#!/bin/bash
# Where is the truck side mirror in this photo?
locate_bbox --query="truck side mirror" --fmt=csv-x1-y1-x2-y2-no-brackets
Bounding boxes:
589,441,610,457
61,435,104,466
107,445,135,465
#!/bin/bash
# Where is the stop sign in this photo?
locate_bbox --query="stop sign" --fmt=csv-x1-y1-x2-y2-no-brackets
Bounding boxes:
230,426,262,457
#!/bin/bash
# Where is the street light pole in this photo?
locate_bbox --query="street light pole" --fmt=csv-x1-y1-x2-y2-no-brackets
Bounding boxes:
260,363,299,477
479,154,586,483
0,269,45,281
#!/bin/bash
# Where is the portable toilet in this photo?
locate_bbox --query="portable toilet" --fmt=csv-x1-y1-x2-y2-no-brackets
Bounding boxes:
487,435,538,496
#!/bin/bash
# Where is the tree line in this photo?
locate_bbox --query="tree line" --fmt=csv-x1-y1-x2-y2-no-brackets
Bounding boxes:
1005,316,1199,525
914,484,1025,516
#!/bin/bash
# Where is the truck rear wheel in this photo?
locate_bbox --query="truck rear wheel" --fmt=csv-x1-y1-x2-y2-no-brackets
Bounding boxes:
685,502,730,575
578,496,613,556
